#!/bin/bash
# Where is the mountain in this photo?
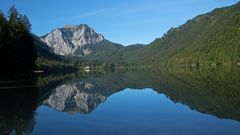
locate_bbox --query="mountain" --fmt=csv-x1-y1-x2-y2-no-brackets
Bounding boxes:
41,24,122,57
40,23,146,64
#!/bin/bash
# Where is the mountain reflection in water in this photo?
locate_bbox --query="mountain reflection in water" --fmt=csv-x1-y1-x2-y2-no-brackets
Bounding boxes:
0,67,239,135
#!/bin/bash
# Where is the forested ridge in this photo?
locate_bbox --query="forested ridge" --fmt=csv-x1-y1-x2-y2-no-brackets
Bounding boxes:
109,2,240,66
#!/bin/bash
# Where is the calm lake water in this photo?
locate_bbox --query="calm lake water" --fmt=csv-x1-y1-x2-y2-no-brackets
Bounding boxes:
0,68,240,135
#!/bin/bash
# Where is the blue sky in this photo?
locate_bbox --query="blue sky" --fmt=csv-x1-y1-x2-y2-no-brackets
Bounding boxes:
0,0,239,45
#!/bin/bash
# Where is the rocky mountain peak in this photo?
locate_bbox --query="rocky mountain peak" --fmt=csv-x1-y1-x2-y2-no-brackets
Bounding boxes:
41,24,104,56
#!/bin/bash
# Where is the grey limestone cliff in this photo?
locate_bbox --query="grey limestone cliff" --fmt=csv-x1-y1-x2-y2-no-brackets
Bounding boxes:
41,24,104,56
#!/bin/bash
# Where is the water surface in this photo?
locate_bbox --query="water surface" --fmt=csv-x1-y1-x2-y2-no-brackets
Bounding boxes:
0,68,240,135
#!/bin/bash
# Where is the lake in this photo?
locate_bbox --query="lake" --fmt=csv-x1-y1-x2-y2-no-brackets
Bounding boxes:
0,67,240,135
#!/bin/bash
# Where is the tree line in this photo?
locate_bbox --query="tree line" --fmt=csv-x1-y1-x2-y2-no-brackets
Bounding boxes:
0,6,37,73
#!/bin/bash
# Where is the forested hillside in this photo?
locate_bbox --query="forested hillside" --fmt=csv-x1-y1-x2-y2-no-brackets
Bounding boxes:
121,2,240,66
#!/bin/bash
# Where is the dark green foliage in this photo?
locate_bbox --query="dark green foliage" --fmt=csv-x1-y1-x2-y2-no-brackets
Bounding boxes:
0,6,37,73
35,57,79,74
81,41,145,65
81,39,123,62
